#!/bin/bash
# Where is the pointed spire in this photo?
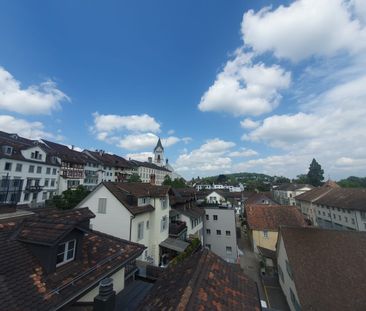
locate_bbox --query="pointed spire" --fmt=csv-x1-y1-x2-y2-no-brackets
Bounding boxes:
154,138,164,151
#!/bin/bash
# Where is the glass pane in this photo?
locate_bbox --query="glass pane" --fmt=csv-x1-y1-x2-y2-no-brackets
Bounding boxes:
68,240,75,250
57,244,66,255
56,253,64,264
67,249,74,260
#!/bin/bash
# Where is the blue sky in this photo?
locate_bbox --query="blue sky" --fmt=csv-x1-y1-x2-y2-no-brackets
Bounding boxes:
1,0,366,180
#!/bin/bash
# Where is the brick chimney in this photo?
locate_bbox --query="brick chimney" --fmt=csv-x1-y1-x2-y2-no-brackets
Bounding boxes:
93,278,116,311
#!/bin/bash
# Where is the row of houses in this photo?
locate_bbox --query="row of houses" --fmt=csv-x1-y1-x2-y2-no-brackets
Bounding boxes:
195,183,244,192
0,203,263,311
0,131,174,207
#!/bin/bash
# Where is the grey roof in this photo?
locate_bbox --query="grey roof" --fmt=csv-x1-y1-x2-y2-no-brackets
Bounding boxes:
129,160,171,172
160,237,189,253
154,138,164,152
274,183,314,191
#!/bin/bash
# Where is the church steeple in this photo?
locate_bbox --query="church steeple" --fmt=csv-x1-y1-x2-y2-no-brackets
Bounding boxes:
153,138,165,166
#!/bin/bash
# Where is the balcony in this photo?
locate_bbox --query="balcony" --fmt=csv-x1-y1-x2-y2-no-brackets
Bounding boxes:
169,220,187,238
25,185,43,192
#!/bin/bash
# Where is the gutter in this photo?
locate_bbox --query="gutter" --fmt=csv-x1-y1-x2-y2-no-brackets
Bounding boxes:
129,215,135,241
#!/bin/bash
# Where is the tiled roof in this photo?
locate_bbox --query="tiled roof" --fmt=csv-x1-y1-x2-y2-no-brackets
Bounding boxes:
129,160,171,172
0,131,61,166
246,205,307,230
313,187,366,211
295,184,336,202
280,226,366,310
173,204,205,219
0,208,145,311
245,192,277,205
137,249,261,311
274,183,314,191
102,182,169,215
84,150,132,168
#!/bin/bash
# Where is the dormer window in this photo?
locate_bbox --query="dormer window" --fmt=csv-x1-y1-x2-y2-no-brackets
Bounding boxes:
2,146,13,155
56,239,76,267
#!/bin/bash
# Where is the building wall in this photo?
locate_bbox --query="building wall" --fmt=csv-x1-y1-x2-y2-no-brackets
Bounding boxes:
78,185,132,240
277,236,302,311
205,191,226,204
251,230,278,252
204,207,238,263
0,157,59,206
78,268,125,302
180,214,203,243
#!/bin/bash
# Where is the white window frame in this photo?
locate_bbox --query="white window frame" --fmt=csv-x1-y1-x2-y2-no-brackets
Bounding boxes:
98,198,107,214
138,222,144,240
56,239,76,267
226,246,232,254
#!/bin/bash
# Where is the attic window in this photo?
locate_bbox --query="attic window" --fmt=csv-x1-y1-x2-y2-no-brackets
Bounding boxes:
56,239,76,267
3,146,13,155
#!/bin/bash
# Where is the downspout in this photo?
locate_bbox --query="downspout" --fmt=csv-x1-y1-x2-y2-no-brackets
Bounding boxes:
129,215,134,241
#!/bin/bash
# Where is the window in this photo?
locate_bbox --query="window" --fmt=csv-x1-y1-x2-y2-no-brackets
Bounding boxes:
42,192,47,200
161,198,167,209
98,198,107,214
352,218,355,225
286,260,294,280
51,179,55,187
15,163,22,172
4,162,12,171
226,246,232,254
56,240,76,267
4,146,12,155
213,215,218,221
338,215,341,221
137,222,144,240
206,244,211,250
24,193,30,201
32,193,38,200
345,216,348,223
206,229,211,235
263,230,269,239
206,215,209,220
29,165,34,173
278,264,284,282
146,220,149,230
161,216,168,232
44,179,49,187
52,168,57,175
216,230,221,235
37,166,42,174
46,167,51,174
226,230,231,236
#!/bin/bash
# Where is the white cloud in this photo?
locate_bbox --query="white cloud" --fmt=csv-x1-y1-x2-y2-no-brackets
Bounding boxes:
117,133,181,151
228,148,258,157
125,151,154,162
92,112,160,133
174,138,235,175
198,51,291,116
242,0,366,61
0,115,62,140
240,118,260,129
167,129,175,135
0,67,69,115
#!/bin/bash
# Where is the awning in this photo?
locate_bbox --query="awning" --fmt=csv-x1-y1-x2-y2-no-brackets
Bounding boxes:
160,237,189,253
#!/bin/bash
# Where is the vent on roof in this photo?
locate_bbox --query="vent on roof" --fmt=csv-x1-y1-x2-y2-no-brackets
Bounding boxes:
10,134,18,140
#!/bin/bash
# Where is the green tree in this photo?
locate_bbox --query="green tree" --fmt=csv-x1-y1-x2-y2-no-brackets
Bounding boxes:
47,185,90,210
171,178,187,188
162,175,172,186
128,173,142,183
307,158,324,186
216,174,227,184
292,174,309,184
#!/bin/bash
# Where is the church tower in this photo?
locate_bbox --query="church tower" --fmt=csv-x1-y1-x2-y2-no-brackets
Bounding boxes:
153,138,165,166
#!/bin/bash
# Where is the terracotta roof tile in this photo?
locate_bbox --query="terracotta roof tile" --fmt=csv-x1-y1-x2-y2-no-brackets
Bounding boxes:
246,204,307,230
137,249,261,311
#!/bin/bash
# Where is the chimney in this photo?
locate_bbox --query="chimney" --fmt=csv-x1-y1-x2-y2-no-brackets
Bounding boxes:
93,278,116,311
148,157,152,163
71,145,74,150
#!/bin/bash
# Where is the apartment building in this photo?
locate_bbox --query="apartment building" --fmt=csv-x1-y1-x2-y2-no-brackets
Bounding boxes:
129,159,171,185
77,182,172,266
273,183,313,205
0,131,60,207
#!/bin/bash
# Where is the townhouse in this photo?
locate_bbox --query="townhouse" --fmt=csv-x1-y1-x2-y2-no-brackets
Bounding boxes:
296,184,366,231
273,183,314,205
77,182,172,266
0,131,60,207
277,226,366,311
246,204,307,252
0,207,144,310
129,159,171,185
204,205,238,263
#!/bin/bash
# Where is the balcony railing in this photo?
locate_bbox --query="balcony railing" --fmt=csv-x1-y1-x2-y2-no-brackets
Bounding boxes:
25,185,43,192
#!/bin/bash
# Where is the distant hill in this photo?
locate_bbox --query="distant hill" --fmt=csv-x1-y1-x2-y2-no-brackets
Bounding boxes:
337,176,366,188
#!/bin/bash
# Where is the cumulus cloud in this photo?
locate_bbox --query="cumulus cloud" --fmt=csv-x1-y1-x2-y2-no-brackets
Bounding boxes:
242,0,366,61
228,148,258,157
174,138,237,175
198,52,291,116
0,115,62,140
117,133,181,151
92,112,161,133
240,118,260,129
0,67,69,115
